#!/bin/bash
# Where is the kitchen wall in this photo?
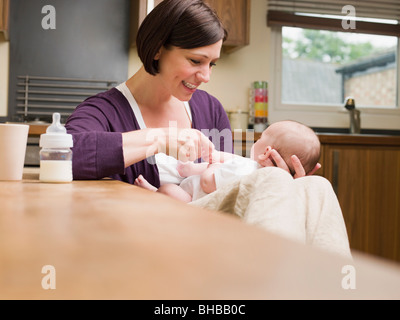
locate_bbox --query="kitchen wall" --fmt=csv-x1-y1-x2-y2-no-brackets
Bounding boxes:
128,0,271,114
0,42,9,117
3,0,130,121
2,0,267,119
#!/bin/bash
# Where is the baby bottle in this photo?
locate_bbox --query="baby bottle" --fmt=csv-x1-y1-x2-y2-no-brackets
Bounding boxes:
39,113,73,183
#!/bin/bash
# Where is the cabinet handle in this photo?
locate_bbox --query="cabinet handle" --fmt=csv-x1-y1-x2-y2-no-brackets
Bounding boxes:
332,150,339,194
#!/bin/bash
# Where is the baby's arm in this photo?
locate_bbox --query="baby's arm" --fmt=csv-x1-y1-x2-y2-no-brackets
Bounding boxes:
208,150,236,164
200,151,245,193
177,161,209,177
177,150,234,177
199,163,221,194
178,150,236,194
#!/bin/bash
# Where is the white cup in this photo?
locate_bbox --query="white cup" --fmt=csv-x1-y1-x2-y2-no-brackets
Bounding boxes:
0,123,30,181
228,110,249,131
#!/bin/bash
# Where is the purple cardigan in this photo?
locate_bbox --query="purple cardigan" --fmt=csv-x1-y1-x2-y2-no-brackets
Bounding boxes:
65,88,232,187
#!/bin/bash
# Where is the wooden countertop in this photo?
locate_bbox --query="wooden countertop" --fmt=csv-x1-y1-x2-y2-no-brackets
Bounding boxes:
1,168,400,300
234,131,400,146
27,124,49,136
316,133,400,146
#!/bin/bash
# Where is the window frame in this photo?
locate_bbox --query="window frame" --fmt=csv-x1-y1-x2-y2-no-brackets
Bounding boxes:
269,26,400,130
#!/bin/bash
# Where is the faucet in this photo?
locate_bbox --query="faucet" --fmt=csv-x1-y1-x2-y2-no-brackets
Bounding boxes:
344,97,361,134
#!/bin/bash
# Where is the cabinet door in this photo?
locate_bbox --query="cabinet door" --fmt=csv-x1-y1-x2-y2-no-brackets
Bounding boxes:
323,144,400,262
131,0,250,52
130,0,163,47
0,0,9,41
206,0,250,52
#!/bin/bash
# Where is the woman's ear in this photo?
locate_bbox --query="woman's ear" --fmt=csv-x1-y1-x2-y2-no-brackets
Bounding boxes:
154,47,163,61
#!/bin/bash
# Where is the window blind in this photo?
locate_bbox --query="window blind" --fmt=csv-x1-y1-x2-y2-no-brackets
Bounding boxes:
267,0,400,37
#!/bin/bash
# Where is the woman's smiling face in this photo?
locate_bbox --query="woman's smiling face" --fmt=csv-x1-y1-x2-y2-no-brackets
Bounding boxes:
155,40,222,101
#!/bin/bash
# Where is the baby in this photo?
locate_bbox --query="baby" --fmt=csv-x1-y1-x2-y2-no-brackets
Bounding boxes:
135,120,321,202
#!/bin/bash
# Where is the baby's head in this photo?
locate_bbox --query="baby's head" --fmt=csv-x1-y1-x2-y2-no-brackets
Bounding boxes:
251,120,320,175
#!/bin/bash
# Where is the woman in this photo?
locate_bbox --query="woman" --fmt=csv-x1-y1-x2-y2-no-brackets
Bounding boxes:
66,0,351,258
66,0,231,187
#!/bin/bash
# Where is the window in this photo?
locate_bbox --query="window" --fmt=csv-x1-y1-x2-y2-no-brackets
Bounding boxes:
267,1,400,130
282,27,397,108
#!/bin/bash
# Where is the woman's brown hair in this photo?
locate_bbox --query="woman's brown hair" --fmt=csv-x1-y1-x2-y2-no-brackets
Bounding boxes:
136,0,227,75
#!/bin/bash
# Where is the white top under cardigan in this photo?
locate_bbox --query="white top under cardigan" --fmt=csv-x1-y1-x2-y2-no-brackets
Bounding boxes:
116,82,192,186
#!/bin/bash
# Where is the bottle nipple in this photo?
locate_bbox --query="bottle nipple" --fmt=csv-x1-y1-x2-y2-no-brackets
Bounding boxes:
47,112,66,134
39,112,73,149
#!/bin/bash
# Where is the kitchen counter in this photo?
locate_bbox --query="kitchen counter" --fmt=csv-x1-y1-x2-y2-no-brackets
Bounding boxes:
27,124,49,136
317,133,400,146
233,131,400,157
1,168,400,300
236,131,400,144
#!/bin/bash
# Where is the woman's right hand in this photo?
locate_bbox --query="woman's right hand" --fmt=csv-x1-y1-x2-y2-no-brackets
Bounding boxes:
144,127,215,162
122,127,215,167
168,127,215,162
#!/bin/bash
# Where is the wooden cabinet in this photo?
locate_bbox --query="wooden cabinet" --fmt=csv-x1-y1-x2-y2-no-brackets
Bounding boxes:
130,0,162,47
320,135,400,263
0,0,9,41
130,0,251,53
205,0,251,53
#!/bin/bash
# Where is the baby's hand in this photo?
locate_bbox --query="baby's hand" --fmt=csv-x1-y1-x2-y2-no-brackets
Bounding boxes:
177,161,194,177
208,150,234,164
177,161,210,177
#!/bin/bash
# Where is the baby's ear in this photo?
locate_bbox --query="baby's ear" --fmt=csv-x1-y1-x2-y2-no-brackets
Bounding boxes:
260,146,272,157
257,146,272,164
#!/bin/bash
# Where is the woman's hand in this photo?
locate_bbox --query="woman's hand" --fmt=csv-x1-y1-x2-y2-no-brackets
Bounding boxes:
150,127,215,162
122,127,215,167
269,148,321,179
289,154,321,178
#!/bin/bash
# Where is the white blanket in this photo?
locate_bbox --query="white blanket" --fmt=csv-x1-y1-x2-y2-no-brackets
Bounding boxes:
191,167,352,259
